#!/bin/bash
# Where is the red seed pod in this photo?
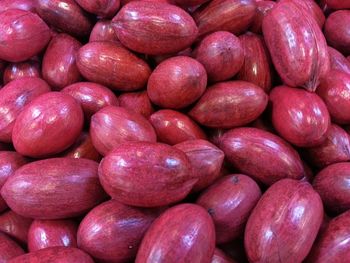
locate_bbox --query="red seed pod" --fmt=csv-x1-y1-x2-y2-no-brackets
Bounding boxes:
113,1,198,55
263,0,330,91
0,9,51,62
3,60,41,84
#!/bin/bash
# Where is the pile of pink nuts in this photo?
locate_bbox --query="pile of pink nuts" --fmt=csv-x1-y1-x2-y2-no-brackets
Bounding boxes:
0,0,350,262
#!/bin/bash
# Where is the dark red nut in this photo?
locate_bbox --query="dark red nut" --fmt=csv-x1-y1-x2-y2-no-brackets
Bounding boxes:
193,0,256,38
12,92,84,158
211,248,236,263
270,86,330,147
304,124,350,168
193,31,244,82
318,71,350,125
62,132,101,162
4,60,41,84
0,77,51,143
77,200,160,263
313,162,350,215
219,127,304,185
99,142,196,207
28,220,78,252
42,34,82,90
0,233,24,262
279,0,325,28
90,106,156,156
0,0,36,13
1,158,106,219
325,0,350,9
328,46,350,75
118,91,155,118
173,0,210,7
0,9,51,62
75,0,120,18
189,81,268,129
113,1,198,55
147,56,207,109
263,1,329,91
77,42,151,91
89,20,121,44
307,210,350,262
150,109,207,145
197,174,261,244
62,82,119,119
0,151,27,212
250,116,275,133
325,11,350,56
0,210,32,244
237,33,272,93
136,204,215,263
36,0,92,37
245,179,324,263
174,139,224,192
151,47,192,66
250,1,275,34
9,247,94,263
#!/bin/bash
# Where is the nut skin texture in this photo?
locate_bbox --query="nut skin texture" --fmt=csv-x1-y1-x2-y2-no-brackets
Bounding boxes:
135,204,215,263
36,0,92,37
28,219,78,252
211,248,236,263
270,86,331,147
118,91,155,119
42,34,82,90
98,142,196,207
12,92,84,158
0,210,32,244
77,200,161,263
149,109,207,145
279,0,325,28
219,127,304,185
245,179,324,263
62,82,119,119
174,139,224,192
317,70,350,125
307,210,350,262
189,81,268,129
197,174,261,244
0,0,36,13
1,158,107,219
328,46,350,75
304,124,350,168
325,11,350,56
147,56,207,109
238,33,272,93
0,151,27,213
90,106,156,156
8,247,94,263
325,0,350,9
113,1,198,55
0,9,51,62
250,1,275,34
313,162,350,215
4,60,41,84
62,132,101,162
193,31,244,83
75,0,120,18
263,1,330,91
0,232,25,262
77,42,151,91
0,77,51,143
89,20,121,44
193,0,256,38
